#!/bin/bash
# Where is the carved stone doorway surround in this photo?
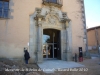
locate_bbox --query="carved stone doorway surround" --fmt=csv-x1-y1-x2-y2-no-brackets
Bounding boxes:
29,6,72,63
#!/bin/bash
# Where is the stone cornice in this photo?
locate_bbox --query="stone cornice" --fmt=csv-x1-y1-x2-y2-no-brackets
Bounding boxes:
60,18,71,23
34,15,44,20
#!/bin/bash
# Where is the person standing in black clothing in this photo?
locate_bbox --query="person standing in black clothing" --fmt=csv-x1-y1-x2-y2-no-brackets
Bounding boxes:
24,49,30,64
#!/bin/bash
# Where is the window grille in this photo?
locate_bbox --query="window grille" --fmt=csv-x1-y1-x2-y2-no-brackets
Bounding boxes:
0,0,9,18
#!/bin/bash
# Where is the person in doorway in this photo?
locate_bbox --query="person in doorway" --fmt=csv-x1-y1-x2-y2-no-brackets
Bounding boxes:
24,49,30,64
79,49,83,62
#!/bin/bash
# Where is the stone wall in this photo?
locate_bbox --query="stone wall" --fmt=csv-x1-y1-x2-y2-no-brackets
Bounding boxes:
0,0,85,59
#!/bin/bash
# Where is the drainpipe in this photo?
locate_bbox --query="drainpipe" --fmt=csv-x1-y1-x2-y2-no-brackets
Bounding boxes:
82,0,91,58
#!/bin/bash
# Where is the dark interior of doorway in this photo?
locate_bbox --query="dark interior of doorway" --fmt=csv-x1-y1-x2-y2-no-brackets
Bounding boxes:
43,29,61,59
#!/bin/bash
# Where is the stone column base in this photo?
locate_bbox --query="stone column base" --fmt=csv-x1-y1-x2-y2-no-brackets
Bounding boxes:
66,51,72,61
37,51,43,63
63,52,67,61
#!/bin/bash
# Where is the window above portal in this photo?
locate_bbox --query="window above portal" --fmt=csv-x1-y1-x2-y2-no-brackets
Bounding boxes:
0,0,9,19
42,0,63,8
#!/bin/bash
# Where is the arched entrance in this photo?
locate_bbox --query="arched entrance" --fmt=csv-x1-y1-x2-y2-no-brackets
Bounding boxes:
43,29,61,59
29,6,72,63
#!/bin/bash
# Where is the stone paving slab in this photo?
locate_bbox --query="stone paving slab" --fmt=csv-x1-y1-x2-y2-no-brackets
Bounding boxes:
38,60,85,73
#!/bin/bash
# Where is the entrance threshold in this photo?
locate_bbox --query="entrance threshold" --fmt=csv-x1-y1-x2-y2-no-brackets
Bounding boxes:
38,60,85,73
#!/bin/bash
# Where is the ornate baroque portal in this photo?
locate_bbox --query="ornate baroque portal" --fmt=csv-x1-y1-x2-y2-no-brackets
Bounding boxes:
29,6,72,63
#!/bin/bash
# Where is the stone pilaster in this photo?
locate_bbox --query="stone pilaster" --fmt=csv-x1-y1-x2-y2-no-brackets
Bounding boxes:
61,23,66,60
34,8,44,63
60,13,71,61
37,18,43,63
29,16,36,63
66,21,72,61
61,29,64,60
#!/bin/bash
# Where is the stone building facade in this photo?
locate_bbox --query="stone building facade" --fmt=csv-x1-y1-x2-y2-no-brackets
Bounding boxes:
0,0,87,63
87,26,100,50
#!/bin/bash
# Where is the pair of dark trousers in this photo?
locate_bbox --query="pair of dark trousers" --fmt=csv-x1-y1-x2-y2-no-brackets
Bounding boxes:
25,60,28,64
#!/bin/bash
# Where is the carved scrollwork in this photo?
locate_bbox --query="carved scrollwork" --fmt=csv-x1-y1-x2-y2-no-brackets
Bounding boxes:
62,12,67,18
48,15,57,25
36,8,41,14
34,6,71,28
43,7,60,25
60,18,67,23
34,8,44,19
60,18,71,23
61,12,71,23
34,8,45,26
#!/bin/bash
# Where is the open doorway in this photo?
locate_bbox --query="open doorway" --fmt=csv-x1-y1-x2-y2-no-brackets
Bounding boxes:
43,29,61,59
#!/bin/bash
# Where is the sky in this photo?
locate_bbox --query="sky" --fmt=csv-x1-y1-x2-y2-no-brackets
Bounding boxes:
84,0,100,28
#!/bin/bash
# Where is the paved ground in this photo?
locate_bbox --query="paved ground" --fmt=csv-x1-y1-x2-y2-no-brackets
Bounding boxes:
38,60,85,73
78,57,100,75
90,53,100,57
0,57,100,75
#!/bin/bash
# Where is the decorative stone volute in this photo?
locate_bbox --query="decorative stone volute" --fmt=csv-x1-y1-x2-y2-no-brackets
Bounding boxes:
60,18,67,23
34,7,71,28
34,8,44,20
36,8,41,14
34,8,45,26
62,12,67,18
60,12,71,23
